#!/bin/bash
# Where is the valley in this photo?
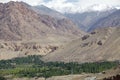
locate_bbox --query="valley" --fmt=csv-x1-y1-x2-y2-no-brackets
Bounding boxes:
0,1,120,80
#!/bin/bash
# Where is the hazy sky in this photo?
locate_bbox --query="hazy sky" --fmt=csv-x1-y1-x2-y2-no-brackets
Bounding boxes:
0,0,120,13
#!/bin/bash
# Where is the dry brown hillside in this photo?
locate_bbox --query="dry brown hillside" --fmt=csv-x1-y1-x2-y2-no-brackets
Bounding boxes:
0,1,84,60
0,1,83,41
43,27,120,63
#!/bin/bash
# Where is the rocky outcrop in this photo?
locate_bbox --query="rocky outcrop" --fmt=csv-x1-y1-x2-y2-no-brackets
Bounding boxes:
0,42,58,60
0,42,58,52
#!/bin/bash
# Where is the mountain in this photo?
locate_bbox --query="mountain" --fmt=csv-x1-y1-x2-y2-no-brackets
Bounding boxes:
43,27,120,63
0,1,83,41
65,9,117,31
33,5,86,34
33,5,66,19
0,1,84,60
88,10,120,32
32,5,119,32
56,3,119,13
82,4,117,12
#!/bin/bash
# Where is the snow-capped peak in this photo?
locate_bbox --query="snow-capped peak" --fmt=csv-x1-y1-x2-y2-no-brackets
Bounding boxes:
86,4,114,11
115,6,120,9
64,4,119,13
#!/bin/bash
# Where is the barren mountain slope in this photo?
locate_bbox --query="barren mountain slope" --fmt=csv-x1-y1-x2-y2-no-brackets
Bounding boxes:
88,10,120,32
33,5,66,19
0,1,83,41
0,1,84,60
43,27,120,63
65,9,116,31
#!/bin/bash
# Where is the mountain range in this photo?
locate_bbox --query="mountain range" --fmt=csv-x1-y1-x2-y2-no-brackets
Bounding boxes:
42,6,120,63
0,1,83,41
0,1,120,63
34,4,120,32
52,3,120,13
88,10,120,31
65,9,117,31
0,1,83,60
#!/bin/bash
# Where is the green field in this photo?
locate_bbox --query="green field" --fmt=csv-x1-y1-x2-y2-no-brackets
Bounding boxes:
0,55,119,79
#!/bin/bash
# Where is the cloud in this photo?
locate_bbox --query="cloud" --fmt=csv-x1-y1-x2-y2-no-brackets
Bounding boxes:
77,0,120,7
41,0,120,13
0,0,120,13
41,0,75,13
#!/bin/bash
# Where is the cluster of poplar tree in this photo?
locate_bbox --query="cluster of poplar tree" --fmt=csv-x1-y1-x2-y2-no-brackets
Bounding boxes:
0,55,118,78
